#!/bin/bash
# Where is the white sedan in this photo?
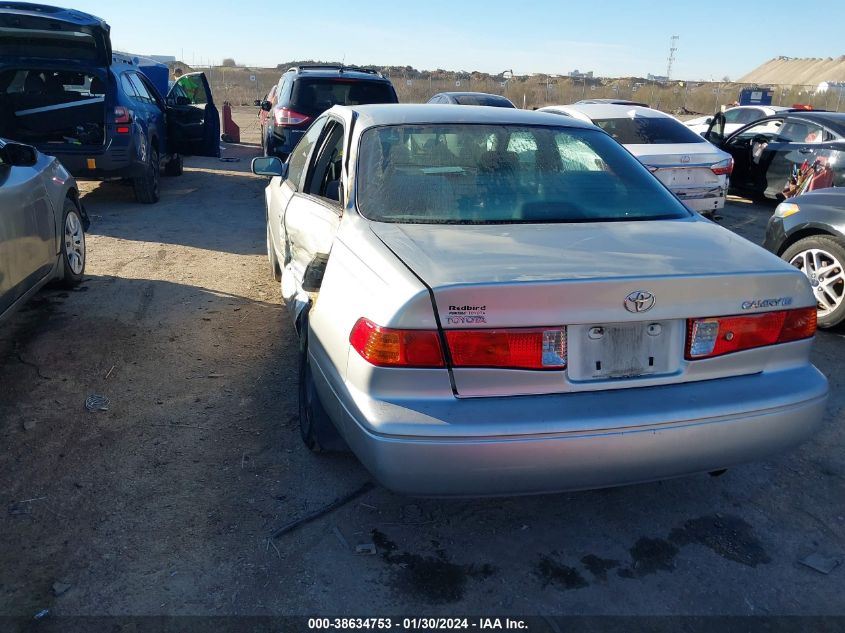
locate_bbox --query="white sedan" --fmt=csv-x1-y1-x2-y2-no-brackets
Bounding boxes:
540,104,734,216
685,105,790,136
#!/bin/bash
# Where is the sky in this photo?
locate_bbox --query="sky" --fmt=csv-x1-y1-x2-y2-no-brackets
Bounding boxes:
66,0,845,80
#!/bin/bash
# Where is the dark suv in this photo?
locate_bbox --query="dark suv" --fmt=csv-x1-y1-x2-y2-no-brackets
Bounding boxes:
0,3,219,203
261,65,398,159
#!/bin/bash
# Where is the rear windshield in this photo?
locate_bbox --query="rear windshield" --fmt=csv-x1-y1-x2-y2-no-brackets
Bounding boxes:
291,78,396,116
592,116,706,145
455,95,514,107
357,124,690,224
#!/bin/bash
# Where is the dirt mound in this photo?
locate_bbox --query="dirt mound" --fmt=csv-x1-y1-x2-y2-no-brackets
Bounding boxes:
739,56,845,85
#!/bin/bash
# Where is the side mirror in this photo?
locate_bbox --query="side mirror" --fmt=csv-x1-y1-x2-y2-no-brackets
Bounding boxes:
0,142,38,167
175,96,191,106
704,117,712,125
253,99,261,107
252,156,286,178
261,101,272,112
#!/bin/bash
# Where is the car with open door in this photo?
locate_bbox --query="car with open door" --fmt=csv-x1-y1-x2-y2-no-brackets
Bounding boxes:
0,3,219,204
253,104,827,497
0,138,88,324
685,105,789,137
705,110,845,201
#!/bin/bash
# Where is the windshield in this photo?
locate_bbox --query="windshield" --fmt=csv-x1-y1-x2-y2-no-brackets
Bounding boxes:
356,124,690,224
291,78,396,116
454,95,514,107
592,116,706,144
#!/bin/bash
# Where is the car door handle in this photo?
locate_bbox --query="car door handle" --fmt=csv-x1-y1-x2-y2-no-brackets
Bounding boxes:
799,148,813,154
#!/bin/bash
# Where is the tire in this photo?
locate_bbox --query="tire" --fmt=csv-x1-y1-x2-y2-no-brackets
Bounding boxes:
267,223,282,282
133,146,160,204
264,133,275,158
164,154,183,177
58,199,86,288
298,333,347,453
782,235,845,328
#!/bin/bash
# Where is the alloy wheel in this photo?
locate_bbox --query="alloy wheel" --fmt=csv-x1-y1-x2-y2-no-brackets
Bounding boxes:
65,211,85,275
790,248,845,317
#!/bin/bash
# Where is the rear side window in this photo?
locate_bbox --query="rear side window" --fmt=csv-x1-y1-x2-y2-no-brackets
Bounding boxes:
120,73,138,98
357,124,690,224
127,73,153,104
592,116,706,144
290,78,397,116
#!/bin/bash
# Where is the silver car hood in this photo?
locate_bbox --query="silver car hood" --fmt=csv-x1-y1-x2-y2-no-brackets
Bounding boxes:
368,216,793,288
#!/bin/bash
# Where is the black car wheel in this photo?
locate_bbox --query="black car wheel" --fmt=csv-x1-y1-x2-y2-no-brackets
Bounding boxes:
164,154,183,177
298,335,347,453
783,235,845,328
57,199,86,288
133,146,160,204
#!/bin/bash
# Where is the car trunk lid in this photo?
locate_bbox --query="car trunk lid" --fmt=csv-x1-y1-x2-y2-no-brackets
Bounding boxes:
369,217,814,396
626,142,724,193
0,3,112,67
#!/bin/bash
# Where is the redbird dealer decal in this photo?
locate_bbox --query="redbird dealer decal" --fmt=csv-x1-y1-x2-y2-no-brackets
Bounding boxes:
447,305,487,325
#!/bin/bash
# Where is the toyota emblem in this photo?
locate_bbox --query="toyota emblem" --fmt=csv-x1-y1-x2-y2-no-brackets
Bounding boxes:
681,155,691,164
625,291,656,313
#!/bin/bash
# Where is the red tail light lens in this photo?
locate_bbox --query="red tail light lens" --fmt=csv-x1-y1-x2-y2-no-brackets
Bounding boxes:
274,107,312,127
114,106,131,124
686,308,817,360
349,318,444,368
446,328,567,370
711,157,734,176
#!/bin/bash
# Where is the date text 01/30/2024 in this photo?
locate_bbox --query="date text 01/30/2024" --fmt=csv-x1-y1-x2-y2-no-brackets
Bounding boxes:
307,618,529,630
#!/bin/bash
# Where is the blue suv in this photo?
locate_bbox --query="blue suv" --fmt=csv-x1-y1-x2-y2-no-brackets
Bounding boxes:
0,3,220,203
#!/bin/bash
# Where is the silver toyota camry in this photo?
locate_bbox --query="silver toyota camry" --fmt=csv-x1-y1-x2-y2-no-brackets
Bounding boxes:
1,138,87,324
254,104,828,497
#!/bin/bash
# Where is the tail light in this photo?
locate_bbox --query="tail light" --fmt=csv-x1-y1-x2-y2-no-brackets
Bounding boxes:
114,106,131,124
686,308,817,360
349,319,568,370
274,107,312,127
349,318,444,368
711,157,734,176
446,328,567,370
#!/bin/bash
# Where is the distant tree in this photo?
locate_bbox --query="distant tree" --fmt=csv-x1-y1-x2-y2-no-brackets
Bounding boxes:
222,58,237,67
722,75,731,82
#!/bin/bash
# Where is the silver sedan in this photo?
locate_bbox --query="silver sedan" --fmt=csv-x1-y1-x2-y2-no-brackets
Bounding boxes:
254,105,828,497
0,139,87,323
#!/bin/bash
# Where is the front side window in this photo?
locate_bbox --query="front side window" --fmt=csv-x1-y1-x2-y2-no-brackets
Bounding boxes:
591,116,706,144
286,117,328,191
733,118,783,141
356,124,690,224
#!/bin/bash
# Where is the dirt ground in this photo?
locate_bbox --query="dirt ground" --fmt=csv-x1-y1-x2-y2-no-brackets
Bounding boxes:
1,107,843,618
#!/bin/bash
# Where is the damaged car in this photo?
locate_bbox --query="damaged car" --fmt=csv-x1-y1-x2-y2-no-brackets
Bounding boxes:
254,104,828,497
0,3,219,203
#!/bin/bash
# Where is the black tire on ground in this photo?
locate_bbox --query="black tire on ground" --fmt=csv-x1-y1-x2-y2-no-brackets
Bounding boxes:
782,234,845,329
133,146,160,204
57,198,86,288
298,333,347,453
267,223,282,282
164,154,183,177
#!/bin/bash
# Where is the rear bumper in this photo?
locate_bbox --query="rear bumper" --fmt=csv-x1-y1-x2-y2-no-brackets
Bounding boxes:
270,125,306,157
674,185,726,213
316,358,829,497
41,139,143,180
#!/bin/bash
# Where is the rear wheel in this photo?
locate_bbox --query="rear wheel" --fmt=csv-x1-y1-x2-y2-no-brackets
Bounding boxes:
164,154,183,177
298,335,346,453
782,235,845,328
58,199,86,288
267,223,282,282
133,146,160,204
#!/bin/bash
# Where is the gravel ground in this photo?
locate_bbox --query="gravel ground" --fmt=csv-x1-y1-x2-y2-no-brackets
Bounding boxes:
0,108,843,617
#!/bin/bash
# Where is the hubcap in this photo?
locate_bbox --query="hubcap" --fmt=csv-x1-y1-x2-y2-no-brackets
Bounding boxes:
64,211,85,275
790,248,845,317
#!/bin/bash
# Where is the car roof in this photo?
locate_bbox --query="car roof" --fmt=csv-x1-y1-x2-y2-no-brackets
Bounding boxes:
544,104,672,119
438,92,509,99
285,66,388,81
0,2,106,27
331,104,598,130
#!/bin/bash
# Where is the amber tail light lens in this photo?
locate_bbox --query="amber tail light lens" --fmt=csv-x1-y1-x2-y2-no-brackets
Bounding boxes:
349,318,444,368
686,308,817,360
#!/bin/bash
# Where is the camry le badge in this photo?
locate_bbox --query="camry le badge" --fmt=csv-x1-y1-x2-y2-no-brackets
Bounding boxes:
625,291,656,313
